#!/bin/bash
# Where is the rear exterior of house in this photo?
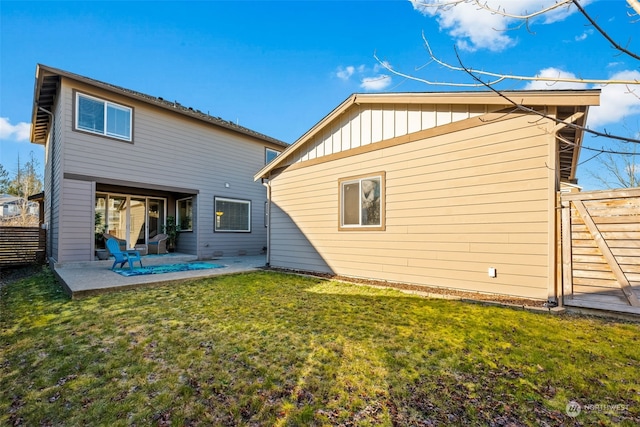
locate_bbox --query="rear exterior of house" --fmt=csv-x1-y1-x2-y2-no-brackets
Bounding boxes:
31,64,287,264
256,91,599,301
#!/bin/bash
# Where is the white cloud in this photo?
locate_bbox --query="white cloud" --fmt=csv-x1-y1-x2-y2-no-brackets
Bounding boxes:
336,65,356,81
335,65,370,81
523,68,640,128
0,117,31,141
360,75,392,91
409,0,582,52
574,29,593,42
373,61,392,73
336,63,393,91
524,68,588,90
588,70,640,128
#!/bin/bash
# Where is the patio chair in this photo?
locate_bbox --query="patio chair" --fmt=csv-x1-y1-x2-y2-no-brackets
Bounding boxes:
106,238,143,270
147,233,168,254
103,233,126,255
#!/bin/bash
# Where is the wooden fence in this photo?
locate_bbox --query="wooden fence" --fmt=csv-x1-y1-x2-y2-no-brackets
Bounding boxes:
561,188,640,315
0,226,46,267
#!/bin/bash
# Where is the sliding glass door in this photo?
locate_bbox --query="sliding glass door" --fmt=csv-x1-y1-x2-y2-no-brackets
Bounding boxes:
148,199,165,240
96,193,166,249
107,195,127,243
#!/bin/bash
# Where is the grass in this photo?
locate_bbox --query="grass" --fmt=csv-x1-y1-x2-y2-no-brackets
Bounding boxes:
1,267,639,426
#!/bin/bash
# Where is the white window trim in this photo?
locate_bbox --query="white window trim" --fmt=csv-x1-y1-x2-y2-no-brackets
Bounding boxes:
265,148,281,165
177,197,193,232
338,172,385,231
214,197,252,233
75,92,132,141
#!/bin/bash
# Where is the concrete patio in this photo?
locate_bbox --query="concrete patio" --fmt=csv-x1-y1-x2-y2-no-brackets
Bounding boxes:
53,254,267,298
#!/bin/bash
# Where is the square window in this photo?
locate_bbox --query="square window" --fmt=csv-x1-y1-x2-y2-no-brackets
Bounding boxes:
106,104,131,139
77,95,105,134
215,197,251,232
339,173,385,231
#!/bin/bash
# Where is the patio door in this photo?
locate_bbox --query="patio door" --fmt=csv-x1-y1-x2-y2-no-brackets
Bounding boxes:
107,195,127,245
148,199,165,240
130,197,146,246
97,194,166,249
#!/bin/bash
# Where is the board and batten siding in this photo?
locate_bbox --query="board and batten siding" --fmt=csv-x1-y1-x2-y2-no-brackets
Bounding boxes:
56,79,274,261
289,103,504,165
269,112,554,299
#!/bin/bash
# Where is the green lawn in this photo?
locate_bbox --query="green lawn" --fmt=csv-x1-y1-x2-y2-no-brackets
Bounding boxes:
1,267,639,426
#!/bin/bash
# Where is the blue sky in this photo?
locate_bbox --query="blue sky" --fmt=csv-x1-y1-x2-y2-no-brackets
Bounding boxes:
1,0,639,190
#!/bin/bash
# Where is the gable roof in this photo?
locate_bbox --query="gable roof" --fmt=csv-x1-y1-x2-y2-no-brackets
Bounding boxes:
30,64,288,148
255,90,600,183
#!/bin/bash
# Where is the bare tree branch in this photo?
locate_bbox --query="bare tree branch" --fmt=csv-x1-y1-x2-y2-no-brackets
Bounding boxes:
627,0,640,19
571,0,640,61
414,0,574,19
374,34,640,87
451,47,640,145
589,144,639,188
399,0,640,185
412,0,640,60
374,49,506,88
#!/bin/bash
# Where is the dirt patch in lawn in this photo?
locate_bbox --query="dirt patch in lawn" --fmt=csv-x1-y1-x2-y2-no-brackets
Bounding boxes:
0,265,43,290
267,267,549,308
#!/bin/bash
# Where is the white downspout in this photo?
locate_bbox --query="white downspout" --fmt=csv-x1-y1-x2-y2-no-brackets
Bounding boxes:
262,177,271,267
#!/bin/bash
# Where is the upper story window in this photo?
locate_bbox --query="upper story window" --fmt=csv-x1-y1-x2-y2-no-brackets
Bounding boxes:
265,148,281,164
177,197,193,231
339,172,385,231
76,92,132,141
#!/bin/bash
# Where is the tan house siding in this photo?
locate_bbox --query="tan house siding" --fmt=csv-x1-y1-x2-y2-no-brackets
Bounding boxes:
290,103,501,166
269,113,554,299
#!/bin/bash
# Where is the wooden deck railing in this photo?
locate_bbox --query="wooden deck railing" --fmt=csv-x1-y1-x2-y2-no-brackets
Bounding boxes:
0,226,46,267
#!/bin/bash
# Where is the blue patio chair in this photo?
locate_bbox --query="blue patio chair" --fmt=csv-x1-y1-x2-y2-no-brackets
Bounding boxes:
106,238,143,270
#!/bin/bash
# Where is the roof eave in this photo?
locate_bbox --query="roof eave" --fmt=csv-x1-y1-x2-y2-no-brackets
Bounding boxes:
255,90,601,181
351,90,601,107
254,93,357,180
30,64,288,148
